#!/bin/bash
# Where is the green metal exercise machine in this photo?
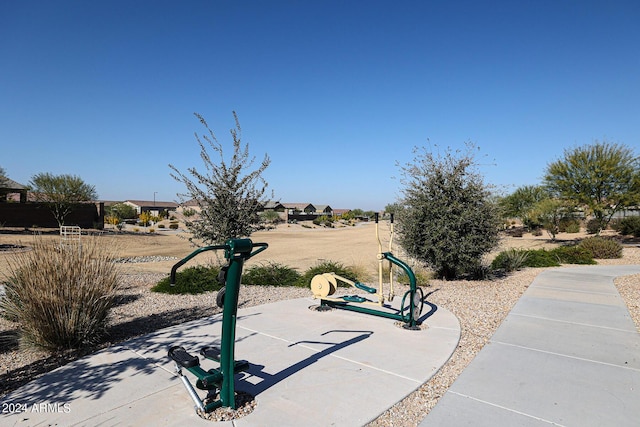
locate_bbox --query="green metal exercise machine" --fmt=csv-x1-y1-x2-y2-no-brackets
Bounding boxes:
167,238,268,412
310,213,424,329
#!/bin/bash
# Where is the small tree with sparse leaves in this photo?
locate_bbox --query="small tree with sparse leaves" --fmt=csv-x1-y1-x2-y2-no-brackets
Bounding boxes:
169,112,271,245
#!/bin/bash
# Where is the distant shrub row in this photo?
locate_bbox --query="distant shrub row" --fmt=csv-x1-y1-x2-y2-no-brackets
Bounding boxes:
491,236,622,272
153,259,429,294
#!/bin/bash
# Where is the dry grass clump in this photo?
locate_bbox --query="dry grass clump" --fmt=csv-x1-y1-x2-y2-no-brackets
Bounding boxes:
1,237,121,350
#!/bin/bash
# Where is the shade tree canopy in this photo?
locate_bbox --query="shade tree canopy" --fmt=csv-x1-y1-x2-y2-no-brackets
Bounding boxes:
543,141,640,232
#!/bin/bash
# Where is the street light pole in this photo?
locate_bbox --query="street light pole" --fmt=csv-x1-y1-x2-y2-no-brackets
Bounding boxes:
154,192,157,206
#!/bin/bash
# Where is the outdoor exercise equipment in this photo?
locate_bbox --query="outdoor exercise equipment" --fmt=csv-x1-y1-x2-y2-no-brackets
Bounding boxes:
167,238,268,413
310,213,424,329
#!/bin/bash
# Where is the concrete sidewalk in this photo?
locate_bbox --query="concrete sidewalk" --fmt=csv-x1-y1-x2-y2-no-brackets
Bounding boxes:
421,265,640,427
2,295,460,427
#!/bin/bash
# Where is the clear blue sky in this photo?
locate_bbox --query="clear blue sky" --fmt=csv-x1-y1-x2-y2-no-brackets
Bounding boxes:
2,1,639,211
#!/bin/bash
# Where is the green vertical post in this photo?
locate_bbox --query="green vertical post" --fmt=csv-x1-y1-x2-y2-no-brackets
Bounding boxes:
219,238,253,409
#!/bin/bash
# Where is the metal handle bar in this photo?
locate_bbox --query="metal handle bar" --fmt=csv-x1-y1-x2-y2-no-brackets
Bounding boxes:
170,241,269,286
249,242,268,258
170,245,228,285
381,252,417,291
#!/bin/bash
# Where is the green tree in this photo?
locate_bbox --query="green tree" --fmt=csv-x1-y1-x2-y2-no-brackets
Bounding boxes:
529,198,574,241
29,173,98,226
106,202,138,220
384,203,403,216
544,141,640,233
397,144,501,279
499,185,550,230
169,112,271,245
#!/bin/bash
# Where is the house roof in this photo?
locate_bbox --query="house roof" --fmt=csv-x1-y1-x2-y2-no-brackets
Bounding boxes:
282,203,316,211
0,178,27,191
315,204,333,212
261,200,285,209
125,200,179,208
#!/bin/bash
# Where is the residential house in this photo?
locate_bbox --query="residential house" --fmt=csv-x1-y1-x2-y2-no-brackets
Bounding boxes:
124,200,179,216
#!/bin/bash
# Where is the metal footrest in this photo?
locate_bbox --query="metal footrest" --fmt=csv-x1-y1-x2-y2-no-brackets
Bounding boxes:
201,346,221,361
168,346,200,369
342,295,367,303
355,282,377,293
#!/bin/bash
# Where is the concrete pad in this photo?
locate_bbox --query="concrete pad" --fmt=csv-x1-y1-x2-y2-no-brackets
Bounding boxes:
2,296,460,427
2,344,177,426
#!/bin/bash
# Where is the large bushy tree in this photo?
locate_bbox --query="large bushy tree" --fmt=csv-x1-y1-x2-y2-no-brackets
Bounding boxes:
169,112,271,245
397,144,501,279
29,173,98,226
544,141,640,232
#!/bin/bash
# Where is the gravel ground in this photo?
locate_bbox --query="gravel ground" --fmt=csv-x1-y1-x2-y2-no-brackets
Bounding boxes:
1,248,638,426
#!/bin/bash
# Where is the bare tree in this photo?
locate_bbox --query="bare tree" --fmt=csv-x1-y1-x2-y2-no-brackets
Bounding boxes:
169,112,271,245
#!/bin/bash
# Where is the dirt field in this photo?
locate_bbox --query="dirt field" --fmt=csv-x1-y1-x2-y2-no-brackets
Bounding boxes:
0,222,603,279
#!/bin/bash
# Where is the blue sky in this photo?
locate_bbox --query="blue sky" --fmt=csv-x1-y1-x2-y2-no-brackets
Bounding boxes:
2,1,639,211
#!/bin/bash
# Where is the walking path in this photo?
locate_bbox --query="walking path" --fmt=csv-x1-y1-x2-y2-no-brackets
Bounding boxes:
420,265,640,427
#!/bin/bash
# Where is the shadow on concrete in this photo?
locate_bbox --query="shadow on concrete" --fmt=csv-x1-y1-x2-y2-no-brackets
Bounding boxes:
238,329,373,396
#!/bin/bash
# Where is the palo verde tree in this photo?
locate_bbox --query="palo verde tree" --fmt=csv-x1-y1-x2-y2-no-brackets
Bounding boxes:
169,112,271,245
397,143,501,280
29,173,98,226
544,141,640,233
499,185,551,230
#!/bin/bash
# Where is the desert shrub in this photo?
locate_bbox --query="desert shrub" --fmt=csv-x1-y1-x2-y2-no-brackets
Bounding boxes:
387,264,430,287
158,224,165,228
152,265,222,294
586,218,604,234
182,208,196,218
491,248,530,272
297,260,360,287
313,215,334,227
552,245,596,265
105,215,120,227
1,238,121,350
559,218,581,233
520,249,561,268
578,236,623,259
139,211,152,227
531,228,543,236
242,262,300,286
466,263,493,280
398,144,501,280
259,210,282,225
169,222,179,229
617,216,640,237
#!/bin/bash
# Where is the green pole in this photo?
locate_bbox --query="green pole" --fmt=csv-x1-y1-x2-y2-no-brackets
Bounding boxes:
219,238,254,409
